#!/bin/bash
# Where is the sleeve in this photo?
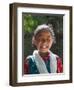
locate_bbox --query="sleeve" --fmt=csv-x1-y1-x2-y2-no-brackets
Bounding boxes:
24,59,29,74
56,57,63,73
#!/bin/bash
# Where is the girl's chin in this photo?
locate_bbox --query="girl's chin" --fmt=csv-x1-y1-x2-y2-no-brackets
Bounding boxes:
39,50,49,53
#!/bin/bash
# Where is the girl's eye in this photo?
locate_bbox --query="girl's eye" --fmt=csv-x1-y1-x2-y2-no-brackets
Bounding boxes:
37,38,41,41
37,38,50,42
47,38,50,41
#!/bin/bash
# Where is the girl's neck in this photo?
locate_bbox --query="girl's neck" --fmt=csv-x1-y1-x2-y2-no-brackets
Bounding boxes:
39,51,49,57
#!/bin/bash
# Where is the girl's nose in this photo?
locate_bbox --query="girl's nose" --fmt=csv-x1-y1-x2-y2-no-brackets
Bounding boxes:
42,39,47,43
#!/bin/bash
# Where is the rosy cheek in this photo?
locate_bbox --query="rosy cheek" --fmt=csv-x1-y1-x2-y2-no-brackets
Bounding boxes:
36,42,41,48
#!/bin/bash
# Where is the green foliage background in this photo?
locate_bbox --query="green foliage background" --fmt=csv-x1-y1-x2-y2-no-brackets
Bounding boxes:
23,13,63,59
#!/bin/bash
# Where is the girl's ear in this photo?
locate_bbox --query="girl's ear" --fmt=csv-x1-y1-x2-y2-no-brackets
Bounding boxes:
32,36,36,46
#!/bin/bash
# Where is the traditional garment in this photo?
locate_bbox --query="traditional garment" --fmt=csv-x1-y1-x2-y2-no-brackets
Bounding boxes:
24,50,63,74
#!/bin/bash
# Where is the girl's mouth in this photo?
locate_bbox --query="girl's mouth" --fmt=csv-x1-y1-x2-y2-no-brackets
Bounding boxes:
41,45,48,49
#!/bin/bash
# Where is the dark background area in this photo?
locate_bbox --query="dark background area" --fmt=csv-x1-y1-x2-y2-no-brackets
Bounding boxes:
22,13,63,59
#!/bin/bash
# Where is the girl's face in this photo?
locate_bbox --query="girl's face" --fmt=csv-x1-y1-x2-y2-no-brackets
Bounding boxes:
34,30,53,53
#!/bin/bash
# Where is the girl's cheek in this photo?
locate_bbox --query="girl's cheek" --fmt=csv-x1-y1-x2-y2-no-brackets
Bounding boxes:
35,41,40,48
37,42,42,49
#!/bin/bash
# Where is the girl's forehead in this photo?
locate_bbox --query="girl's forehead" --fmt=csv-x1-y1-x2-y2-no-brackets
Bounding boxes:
36,30,51,36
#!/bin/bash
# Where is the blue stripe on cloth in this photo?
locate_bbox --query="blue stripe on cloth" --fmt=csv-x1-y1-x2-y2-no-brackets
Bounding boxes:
28,56,39,74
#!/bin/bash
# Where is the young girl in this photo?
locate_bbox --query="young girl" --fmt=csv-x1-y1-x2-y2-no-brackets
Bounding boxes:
24,24,63,74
